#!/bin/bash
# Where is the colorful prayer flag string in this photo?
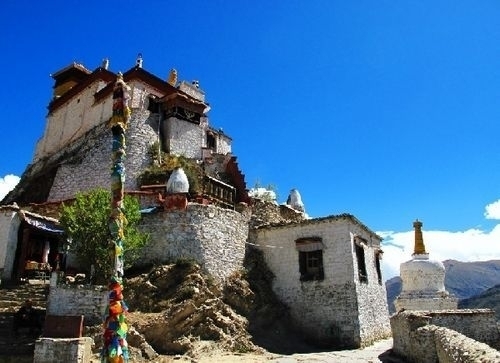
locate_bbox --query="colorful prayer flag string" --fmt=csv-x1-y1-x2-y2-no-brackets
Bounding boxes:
102,73,130,363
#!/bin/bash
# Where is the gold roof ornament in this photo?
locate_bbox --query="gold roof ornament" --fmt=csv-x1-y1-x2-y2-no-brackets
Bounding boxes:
413,219,427,255
167,68,178,86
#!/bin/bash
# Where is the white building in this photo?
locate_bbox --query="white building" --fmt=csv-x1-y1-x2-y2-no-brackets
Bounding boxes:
255,213,390,348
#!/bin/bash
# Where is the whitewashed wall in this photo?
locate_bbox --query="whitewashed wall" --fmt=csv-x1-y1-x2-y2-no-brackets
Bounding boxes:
34,80,111,161
255,216,390,348
0,208,21,281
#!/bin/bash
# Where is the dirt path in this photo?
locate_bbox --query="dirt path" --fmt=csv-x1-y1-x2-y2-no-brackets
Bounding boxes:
140,338,404,363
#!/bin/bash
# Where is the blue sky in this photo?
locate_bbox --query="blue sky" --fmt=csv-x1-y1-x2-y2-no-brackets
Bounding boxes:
1,1,500,279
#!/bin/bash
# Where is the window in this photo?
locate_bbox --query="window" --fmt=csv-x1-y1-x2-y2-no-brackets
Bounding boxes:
354,237,368,283
206,131,216,150
147,96,159,113
375,250,383,285
296,237,324,281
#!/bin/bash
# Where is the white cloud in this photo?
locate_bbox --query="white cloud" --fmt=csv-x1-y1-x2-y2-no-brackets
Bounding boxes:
379,199,500,281
379,224,500,281
0,174,20,200
485,199,500,220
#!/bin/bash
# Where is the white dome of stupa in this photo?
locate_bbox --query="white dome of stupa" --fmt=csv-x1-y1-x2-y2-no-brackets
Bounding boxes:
395,220,457,311
166,167,189,193
286,189,305,212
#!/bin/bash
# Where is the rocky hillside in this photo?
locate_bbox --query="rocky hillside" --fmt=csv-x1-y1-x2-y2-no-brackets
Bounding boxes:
86,248,317,361
385,259,500,313
459,284,500,320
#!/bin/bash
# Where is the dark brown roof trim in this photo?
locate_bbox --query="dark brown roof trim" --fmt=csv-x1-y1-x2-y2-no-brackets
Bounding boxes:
48,67,116,114
94,66,180,104
51,62,91,79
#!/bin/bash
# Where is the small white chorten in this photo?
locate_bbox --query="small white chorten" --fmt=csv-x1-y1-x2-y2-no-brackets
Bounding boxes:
395,220,457,311
286,189,305,212
166,167,189,194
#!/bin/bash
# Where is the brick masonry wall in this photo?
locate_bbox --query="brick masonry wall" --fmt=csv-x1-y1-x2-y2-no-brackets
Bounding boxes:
46,285,107,324
255,216,390,348
138,203,251,280
48,110,158,201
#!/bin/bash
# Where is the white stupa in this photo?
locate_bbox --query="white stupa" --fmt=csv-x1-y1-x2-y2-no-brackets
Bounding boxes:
395,220,457,311
166,167,189,193
286,189,305,212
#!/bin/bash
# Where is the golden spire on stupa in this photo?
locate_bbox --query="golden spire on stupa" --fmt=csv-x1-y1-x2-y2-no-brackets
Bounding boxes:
413,219,427,255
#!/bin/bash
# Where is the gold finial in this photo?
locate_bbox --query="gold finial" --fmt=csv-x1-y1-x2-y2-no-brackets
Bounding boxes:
167,68,178,86
413,219,427,255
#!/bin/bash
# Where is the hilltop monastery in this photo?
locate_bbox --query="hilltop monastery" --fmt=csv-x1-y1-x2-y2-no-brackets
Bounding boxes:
0,56,391,348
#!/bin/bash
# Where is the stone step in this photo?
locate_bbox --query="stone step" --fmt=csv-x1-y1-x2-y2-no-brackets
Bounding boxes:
0,284,48,307
0,281,49,358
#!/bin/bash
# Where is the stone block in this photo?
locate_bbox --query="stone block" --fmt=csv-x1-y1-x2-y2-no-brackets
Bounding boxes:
42,314,83,338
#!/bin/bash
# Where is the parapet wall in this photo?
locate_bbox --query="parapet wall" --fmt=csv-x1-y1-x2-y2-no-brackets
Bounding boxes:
47,284,107,325
434,327,500,363
249,198,306,228
138,203,251,280
391,309,500,362
395,295,458,311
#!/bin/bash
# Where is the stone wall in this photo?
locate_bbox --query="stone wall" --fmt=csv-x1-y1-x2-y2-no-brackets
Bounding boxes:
391,309,500,362
164,117,205,159
34,337,93,363
254,215,390,348
214,131,231,155
249,198,306,229
138,203,250,280
47,284,107,324
47,110,158,201
434,326,500,363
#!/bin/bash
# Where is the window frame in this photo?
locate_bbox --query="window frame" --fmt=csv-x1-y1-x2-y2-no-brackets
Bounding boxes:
296,237,324,282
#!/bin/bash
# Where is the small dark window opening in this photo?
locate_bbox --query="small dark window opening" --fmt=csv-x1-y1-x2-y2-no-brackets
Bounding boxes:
299,250,324,281
147,97,160,113
355,243,368,283
207,132,216,150
375,251,382,285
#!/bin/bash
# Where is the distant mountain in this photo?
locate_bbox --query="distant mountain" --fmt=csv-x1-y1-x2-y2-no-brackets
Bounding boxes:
459,284,500,320
385,259,500,314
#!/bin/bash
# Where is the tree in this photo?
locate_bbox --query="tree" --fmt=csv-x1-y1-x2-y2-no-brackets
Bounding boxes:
59,188,149,283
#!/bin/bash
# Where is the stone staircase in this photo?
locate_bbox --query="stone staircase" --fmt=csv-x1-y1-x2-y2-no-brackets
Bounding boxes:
0,280,49,358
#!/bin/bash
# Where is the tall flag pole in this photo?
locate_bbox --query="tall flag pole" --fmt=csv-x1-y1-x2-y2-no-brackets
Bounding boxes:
102,72,131,363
